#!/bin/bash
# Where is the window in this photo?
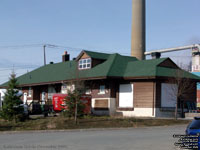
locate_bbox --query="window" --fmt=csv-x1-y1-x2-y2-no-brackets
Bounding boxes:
99,85,105,94
48,86,56,100
79,58,91,69
85,88,91,95
61,84,67,94
119,84,133,108
161,83,177,107
85,89,91,94
28,87,32,97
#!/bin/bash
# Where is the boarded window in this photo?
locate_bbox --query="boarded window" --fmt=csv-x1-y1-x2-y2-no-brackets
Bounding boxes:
94,99,108,108
161,83,177,107
119,84,134,108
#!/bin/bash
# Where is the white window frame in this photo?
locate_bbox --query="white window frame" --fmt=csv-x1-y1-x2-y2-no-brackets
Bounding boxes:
79,58,91,70
99,85,105,94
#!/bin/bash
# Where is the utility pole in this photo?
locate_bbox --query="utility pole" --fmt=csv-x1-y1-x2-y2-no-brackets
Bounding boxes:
43,45,46,66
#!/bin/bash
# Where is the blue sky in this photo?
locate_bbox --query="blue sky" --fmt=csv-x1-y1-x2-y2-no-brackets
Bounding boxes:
0,0,200,84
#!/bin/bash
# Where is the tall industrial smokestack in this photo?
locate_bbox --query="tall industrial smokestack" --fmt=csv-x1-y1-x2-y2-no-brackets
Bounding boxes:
131,0,146,60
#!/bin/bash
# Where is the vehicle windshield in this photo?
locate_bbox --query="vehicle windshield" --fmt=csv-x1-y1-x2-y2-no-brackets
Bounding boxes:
189,120,200,129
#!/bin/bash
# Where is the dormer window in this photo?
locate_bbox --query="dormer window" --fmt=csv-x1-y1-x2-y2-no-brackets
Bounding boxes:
79,58,91,69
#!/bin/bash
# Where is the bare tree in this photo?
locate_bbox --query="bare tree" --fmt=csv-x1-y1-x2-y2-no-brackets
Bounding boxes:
167,68,196,119
177,61,192,72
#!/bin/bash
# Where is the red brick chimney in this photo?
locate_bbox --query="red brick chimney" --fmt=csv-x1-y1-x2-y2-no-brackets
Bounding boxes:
62,51,70,62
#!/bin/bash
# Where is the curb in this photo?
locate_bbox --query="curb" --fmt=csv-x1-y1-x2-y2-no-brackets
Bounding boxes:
0,124,188,135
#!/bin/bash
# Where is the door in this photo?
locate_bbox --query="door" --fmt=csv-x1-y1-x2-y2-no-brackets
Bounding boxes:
23,93,27,104
41,92,46,104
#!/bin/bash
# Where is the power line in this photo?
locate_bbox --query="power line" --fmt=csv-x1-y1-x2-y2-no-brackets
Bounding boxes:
2,64,40,67
0,44,43,49
45,44,131,55
0,66,37,72
0,43,193,58
0,43,193,59
45,44,192,57
45,44,81,51
0,71,26,77
0,74,25,78
0,43,130,55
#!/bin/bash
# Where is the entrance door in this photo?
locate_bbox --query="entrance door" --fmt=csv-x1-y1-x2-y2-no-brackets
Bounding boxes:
41,92,46,104
23,93,27,104
119,84,134,108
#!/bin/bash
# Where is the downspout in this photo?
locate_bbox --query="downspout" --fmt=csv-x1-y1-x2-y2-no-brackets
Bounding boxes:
152,82,156,117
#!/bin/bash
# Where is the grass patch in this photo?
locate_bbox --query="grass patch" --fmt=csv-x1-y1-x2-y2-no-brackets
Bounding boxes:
0,116,191,132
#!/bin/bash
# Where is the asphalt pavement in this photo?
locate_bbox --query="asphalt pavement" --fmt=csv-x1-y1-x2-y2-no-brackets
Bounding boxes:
0,125,187,150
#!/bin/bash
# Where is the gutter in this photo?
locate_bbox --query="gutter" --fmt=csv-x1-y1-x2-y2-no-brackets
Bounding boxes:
0,76,108,88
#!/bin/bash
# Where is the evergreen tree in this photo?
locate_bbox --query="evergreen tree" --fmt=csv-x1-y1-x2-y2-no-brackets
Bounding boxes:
0,72,23,121
64,89,85,119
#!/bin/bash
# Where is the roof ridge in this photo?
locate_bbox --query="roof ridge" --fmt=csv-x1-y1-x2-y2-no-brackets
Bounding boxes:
121,55,138,59
146,58,169,77
155,65,159,78
129,57,168,65
105,53,119,76
44,60,75,66
77,50,111,60
106,53,137,77
83,50,111,56
143,57,168,62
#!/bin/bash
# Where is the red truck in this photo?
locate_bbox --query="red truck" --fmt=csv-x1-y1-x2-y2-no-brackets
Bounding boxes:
52,94,91,114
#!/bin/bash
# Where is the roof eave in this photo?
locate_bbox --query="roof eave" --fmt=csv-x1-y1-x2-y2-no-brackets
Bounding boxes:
2,76,108,88
75,50,86,61
123,76,156,80
155,76,200,82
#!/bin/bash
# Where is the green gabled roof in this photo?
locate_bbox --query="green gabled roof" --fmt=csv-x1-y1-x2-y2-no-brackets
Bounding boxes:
78,53,117,78
1,51,200,87
156,67,200,79
0,61,77,87
106,54,138,77
0,53,118,87
82,50,110,60
77,53,138,78
123,58,168,77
